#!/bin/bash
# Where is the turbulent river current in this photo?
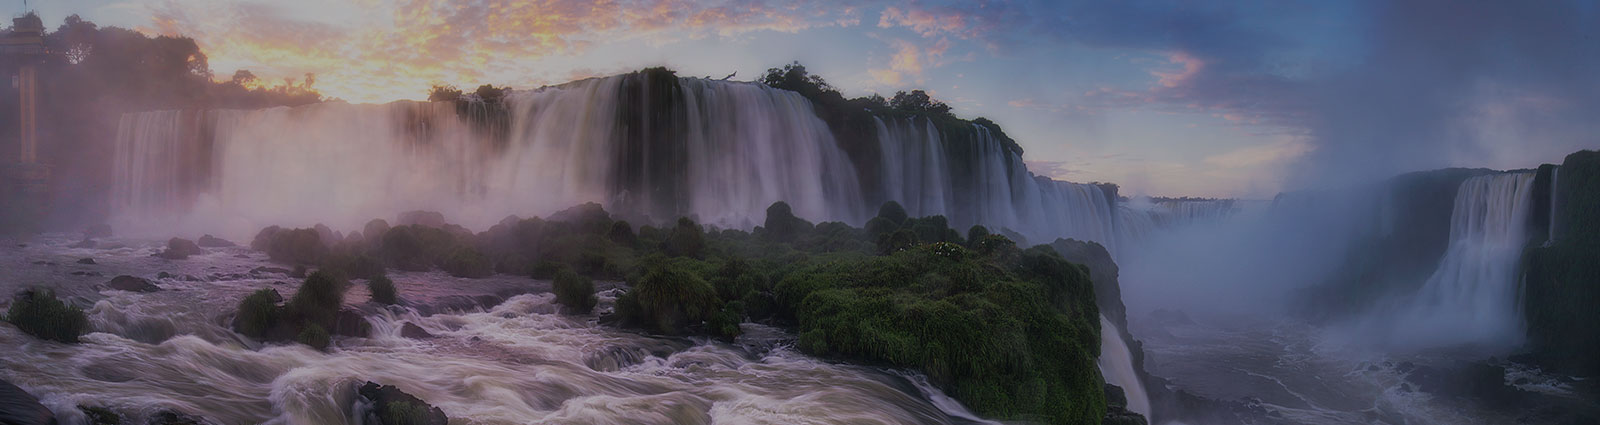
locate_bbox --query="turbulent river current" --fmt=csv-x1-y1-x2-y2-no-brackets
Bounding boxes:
0,235,996,425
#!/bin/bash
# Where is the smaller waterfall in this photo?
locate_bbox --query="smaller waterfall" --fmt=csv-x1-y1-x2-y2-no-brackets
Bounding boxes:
1549,166,1559,243
1377,172,1536,349
1099,315,1150,418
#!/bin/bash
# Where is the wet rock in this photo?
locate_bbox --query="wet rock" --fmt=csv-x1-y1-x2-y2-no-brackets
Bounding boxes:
397,210,447,228
69,239,96,249
78,405,120,425
1406,362,1528,409
196,234,235,248
357,382,447,425
155,238,205,260
250,266,293,276
70,271,103,277
76,258,96,264
148,409,207,425
105,275,160,292
332,309,372,337
0,379,55,425
400,322,434,339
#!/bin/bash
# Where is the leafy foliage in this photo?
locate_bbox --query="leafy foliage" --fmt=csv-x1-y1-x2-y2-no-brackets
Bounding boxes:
4,289,89,343
553,269,598,314
235,288,283,338
369,276,398,305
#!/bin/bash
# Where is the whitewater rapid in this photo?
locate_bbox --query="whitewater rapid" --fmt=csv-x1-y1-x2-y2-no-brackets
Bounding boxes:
0,235,992,425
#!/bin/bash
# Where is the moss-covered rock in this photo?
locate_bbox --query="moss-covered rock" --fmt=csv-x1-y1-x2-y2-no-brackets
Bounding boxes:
357,382,447,425
4,289,89,343
296,323,330,351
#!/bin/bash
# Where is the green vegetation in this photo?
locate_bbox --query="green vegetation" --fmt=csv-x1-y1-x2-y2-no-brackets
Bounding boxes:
441,247,494,278
3,289,90,343
369,276,398,305
231,271,350,349
296,324,330,351
553,269,598,314
421,200,1105,423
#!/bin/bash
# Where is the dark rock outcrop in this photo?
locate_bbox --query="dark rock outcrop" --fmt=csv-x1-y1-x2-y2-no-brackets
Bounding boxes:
105,275,160,292
147,409,207,425
400,322,434,339
76,258,95,265
357,382,447,425
0,379,56,425
1103,384,1150,425
332,309,372,337
155,238,205,260
196,234,235,247
1523,150,1600,377
77,405,120,425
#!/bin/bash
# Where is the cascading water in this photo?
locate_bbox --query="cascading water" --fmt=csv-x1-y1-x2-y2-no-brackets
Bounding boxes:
870,116,1118,247
110,75,1124,250
1370,172,1537,349
1549,166,1560,243
1099,315,1150,418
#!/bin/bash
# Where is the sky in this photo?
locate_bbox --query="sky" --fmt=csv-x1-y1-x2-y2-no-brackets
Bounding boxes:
14,0,1600,198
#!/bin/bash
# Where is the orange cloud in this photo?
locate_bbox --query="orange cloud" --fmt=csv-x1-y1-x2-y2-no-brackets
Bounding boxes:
142,0,863,103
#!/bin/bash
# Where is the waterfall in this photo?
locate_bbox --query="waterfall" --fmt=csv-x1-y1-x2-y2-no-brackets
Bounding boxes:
1549,166,1560,243
1379,172,1536,348
110,74,1123,249
1099,315,1150,418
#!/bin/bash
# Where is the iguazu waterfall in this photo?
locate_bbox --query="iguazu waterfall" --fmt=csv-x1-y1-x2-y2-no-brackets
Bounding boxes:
1363,172,1537,349
1098,315,1150,418
109,74,1124,248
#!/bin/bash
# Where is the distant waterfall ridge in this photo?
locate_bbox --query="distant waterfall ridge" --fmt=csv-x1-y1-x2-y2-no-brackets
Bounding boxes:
1380,172,1537,348
110,75,1127,247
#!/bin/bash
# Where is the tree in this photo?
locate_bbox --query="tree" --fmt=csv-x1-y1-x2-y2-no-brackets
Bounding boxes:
890,90,952,116
232,70,258,86
473,84,508,104
427,84,463,102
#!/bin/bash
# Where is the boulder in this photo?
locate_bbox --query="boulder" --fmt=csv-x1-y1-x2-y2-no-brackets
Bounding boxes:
78,405,120,425
147,409,207,425
196,234,236,248
0,379,55,425
76,258,95,265
357,382,447,425
332,309,372,337
156,238,205,260
400,322,434,339
105,275,160,292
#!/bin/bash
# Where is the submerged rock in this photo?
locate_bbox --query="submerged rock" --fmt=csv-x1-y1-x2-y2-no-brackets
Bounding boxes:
105,275,160,292
155,238,205,260
357,382,447,425
0,379,55,425
78,405,120,425
147,409,207,425
332,309,372,337
76,258,95,265
196,234,235,248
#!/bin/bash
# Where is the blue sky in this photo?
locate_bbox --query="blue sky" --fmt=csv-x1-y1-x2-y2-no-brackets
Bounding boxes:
15,0,1599,198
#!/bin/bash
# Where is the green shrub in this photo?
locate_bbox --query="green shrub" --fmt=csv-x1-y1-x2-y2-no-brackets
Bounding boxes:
877,201,908,225
441,247,493,278
553,269,597,314
762,201,814,242
616,261,720,335
253,227,327,265
967,225,990,247
607,220,638,247
381,225,458,271
327,254,386,280
3,289,89,343
369,276,398,305
289,271,345,329
235,288,283,338
297,323,330,350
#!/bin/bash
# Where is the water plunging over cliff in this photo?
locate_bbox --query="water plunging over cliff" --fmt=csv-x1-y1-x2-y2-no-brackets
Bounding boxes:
110,74,1122,249
1371,172,1537,349
1099,315,1150,418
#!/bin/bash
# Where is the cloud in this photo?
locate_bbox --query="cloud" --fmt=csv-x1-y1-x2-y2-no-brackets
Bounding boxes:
868,36,950,87
140,0,867,103
1204,138,1315,169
